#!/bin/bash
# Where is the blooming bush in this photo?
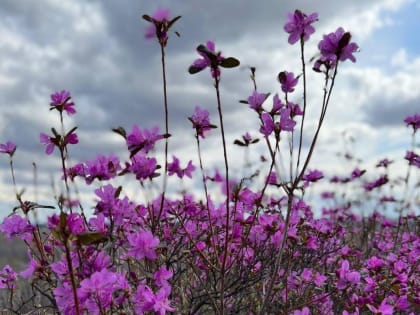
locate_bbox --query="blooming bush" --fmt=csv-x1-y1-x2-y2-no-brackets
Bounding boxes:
0,8,419,315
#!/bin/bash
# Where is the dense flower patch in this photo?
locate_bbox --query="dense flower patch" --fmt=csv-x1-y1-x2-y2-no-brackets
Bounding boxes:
0,8,419,315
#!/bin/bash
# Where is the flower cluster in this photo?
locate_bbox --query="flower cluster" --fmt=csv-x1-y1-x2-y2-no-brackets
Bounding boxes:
0,8,419,315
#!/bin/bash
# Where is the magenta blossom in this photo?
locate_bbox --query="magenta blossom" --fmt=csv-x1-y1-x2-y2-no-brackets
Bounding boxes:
127,229,160,260
189,40,239,79
126,125,163,156
50,90,76,115
278,71,299,93
0,265,17,290
0,141,16,156
39,130,78,155
143,8,180,46
189,106,214,138
0,214,34,241
129,153,158,180
314,27,358,71
284,10,318,45
279,107,297,131
248,90,269,111
303,169,324,182
405,150,420,168
259,112,275,136
404,113,419,132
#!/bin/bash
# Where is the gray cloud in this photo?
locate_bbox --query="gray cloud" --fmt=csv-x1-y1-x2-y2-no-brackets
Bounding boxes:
0,0,418,217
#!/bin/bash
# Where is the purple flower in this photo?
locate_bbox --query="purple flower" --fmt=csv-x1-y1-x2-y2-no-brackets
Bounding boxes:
167,156,195,179
39,133,56,155
144,8,171,40
79,269,128,315
126,125,163,156
154,266,173,289
189,106,214,139
134,285,174,315
0,214,34,241
189,41,239,79
67,213,87,235
191,41,223,79
364,175,388,191
129,153,158,180
284,10,318,45
144,8,180,46
336,260,361,290
50,90,76,115
54,282,82,315
303,169,324,182
259,112,275,136
20,251,40,279
278,71,299,93
39,130,78,155
279,107,297,131
293,307,310,315
405,150,420,168
404,113,419,132
248,90,269,111
351,168,365,179
127,229,160,260
69,154,121,184
314,27,358,71
0,141,16,156
367,299,394,315
0,265,17,289
376,158,393,168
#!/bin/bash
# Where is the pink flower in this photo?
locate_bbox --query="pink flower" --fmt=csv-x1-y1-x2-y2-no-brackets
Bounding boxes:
314,27,358,71
278,71,299,93
0,141,16,156
284,10,318,44
294,307,311,315
50,90,76,115
259,112,275,136
167,156,195,179
303,169,324,182
0,265,17,290
367,299,394,315
404,113,419,132
189,106,214,138
248,90,269,111
0,214,34,241
127,229,160,260
126,125,163,156
189,41,239,79
144,8,171,40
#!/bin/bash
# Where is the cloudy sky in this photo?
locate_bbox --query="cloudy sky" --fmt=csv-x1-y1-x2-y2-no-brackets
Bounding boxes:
0,0,419,219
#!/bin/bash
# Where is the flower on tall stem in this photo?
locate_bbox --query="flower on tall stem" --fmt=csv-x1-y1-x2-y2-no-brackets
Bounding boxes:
143,8,181,46
284,10,318,45
50,90,76,116
314,27,358,72
188,41,240,79
0,141,16,157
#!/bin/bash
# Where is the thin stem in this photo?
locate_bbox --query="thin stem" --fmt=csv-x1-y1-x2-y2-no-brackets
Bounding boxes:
196,134,218,266
296,37,307,174
295,66,338,186
156,42,169,231
214,73,230,315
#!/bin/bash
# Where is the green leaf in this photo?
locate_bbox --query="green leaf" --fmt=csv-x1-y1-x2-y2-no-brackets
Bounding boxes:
188,65,204,75
220,57,240,68
112,127,126,139
142,14,152,22
234,140,246,146
168,16,182,29
77,233,108,245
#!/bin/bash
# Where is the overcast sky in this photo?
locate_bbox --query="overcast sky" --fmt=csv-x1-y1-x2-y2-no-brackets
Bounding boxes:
0,0,419,219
